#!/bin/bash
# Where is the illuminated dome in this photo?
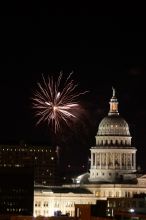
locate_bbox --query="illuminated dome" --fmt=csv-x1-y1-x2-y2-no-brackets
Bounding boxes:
97,115,130,136
97,87,130,137
89,88,137,184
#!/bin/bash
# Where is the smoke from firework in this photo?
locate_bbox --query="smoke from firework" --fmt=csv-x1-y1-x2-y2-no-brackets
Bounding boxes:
32,71,88,133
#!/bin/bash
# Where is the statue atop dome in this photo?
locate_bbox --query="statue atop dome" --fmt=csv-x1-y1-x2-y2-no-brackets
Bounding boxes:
112,86,116,97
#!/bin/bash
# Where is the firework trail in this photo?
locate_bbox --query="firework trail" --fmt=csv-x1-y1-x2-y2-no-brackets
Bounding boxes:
32,72,88,133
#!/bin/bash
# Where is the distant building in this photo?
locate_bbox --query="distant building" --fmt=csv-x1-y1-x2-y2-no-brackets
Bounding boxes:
107,194,146,217
0,167,34,216
75,200,107,220
0,144,59,185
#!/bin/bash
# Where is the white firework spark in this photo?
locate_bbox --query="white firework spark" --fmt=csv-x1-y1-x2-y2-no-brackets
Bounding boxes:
32,72,88,133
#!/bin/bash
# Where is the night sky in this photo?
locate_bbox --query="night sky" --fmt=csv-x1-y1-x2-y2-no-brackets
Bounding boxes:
0,5,146,171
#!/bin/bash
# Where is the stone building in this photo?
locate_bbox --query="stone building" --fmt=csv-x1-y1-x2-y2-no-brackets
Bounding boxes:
89,87,137,183
33,88,146,217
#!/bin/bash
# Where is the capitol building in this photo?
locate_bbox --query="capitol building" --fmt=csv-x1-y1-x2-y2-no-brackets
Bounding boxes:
34,88,146,217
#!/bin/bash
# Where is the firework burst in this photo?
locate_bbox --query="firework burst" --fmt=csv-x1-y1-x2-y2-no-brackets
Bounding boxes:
32,72,88,133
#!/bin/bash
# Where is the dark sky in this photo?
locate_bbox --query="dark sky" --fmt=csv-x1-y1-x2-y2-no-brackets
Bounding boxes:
0,5,146,170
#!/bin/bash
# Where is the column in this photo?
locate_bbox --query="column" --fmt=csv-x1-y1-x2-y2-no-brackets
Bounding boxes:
106,153,108,169
120,153,122,169
101,153,103,168
91,153,93,167
93,153,95,166
100,153,101,169
130,153,132,169
125,153,127,170
124,153,126,169
118,153,120,167
104,153,106,169
132,153,134,168
134,153,136,170
95,152,97,167
113,153,115,169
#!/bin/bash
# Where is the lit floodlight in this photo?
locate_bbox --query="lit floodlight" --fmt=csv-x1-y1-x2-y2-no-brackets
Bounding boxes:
129,208,135,213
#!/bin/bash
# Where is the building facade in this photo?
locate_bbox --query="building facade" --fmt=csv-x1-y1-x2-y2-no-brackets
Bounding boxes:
34,185,97,217
89,87,137,183
33,176,146,217
33,88,146,217
0,167,34,216
0,144,59,185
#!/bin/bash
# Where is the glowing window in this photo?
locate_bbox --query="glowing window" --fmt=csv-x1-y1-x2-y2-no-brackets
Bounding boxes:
95,191,100,197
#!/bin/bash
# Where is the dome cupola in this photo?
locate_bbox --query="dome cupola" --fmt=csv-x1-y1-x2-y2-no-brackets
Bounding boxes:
97,87,130,137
